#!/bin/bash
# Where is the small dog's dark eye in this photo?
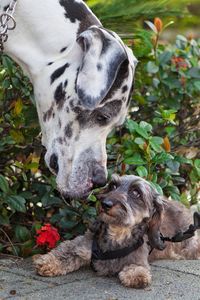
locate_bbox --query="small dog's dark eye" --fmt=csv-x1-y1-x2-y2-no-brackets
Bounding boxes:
109,182,117,190
131,189,141,198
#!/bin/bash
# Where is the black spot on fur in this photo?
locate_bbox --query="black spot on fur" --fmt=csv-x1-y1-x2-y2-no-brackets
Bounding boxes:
60,46,68,53
69,99,74,108
101,38,110,55
66,106,70,113
54,83,66,109
51,63,70,84
122,85,128,94
57,137,63,144
64,80,68,88
58,119,62,128
75,135,80,142
59,0,100,34
47,62,54,66
3,5,9,11
97,63,102,71
65,123,73,138
43,105,54,122
75,67,80,93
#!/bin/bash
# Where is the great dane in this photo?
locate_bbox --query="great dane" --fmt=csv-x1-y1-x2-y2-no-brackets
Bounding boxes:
0,0,137,199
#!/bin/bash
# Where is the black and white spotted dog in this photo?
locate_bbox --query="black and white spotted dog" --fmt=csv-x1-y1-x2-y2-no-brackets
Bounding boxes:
1,0,137,198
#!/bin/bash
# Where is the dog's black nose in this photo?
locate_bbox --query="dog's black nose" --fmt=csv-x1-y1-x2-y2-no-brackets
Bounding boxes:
92,169,107,188
101,199,114,210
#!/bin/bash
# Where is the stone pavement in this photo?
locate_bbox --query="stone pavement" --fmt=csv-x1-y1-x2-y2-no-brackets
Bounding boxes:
0,258,200,300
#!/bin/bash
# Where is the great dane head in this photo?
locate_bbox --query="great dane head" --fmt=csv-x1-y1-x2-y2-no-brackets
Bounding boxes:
1,0,137,198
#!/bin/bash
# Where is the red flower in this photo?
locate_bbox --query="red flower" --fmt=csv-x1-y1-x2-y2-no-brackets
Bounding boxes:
36,223,60,249
171,57,188,70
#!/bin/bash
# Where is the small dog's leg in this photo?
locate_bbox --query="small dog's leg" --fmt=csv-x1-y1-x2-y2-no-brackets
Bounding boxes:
33,234,92,277
119,264,152,288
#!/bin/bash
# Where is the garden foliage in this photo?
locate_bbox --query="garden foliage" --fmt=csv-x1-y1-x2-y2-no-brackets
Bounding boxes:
0,18,199,256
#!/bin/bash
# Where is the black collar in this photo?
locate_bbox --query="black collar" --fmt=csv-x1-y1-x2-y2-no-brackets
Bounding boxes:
161,211,200,243
90,219,148,270
91,235,144,262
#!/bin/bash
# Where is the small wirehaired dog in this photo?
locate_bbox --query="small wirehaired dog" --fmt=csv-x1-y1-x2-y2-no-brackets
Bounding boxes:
33,175,200,288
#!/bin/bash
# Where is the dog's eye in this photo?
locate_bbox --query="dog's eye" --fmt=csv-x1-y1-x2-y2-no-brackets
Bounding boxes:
131,189,141,198
109,181,117,190
96,112,111,124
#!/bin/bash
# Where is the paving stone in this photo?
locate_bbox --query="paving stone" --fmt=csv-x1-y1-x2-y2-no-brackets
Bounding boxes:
0,259,200,300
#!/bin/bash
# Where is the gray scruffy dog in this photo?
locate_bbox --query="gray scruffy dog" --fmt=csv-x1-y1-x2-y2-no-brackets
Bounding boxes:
33,175,200,288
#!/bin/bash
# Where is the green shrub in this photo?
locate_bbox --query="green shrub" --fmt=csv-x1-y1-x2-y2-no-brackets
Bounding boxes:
107,22,200,205
0,19,199,257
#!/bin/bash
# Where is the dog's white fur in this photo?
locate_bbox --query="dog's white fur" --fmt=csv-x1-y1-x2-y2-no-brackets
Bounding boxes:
1,0,137,198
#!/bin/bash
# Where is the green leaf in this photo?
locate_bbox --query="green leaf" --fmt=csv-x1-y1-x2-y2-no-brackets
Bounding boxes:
10,129,25,144
188,67,200,79
124,153,146,165
194,159,200,169
125,119,138,133
180,192,190,208
149,139,162,153
2,56,14,74
194,81,200,91
150,137,163,144
149,137,163,153
136,166,148,178
15,225,31,242
41,194,62,207
176,35,188,49
149,182,163,195
153,78,160,88
0,175,9,194
166,160,180,173
139,121,152,132
6,196,26,213
60,219,78,230
134,137,145,145
162,78,181,89
135,126,149,139
158,51,172,65
194,159,200,176
85,207,97,217
166,185,180,195
152,152,173,164
146,61,159,74
88,194,97,202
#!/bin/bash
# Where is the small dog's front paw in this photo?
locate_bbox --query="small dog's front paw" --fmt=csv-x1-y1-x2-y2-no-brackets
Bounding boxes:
33,253,65,277
119,266,151,289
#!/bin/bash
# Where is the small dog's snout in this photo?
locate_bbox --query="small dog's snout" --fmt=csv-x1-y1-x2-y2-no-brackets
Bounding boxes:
101,199,114,210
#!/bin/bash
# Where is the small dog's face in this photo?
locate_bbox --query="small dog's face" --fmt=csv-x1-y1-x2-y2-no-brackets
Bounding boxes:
99,175,155,226
98,174,165,250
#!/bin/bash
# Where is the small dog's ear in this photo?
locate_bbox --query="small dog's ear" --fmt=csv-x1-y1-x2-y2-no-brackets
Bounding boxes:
147,195,165,250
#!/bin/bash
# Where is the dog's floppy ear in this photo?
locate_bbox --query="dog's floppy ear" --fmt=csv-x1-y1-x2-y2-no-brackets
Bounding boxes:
147,194,165,251
76,26,128,109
